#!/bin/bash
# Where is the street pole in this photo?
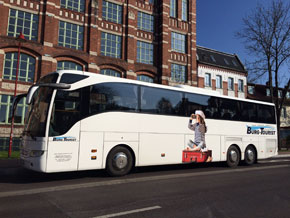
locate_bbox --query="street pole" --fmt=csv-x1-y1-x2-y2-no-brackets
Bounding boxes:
8,32,26,158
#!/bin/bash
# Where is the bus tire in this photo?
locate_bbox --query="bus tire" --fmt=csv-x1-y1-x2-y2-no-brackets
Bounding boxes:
226,146,240,167
106,146,133,177
244,146,256,165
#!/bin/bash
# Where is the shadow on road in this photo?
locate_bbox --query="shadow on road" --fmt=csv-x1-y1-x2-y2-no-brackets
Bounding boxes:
0,161,229,185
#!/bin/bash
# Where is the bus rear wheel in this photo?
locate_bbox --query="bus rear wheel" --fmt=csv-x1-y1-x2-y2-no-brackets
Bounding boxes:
106,146,133,177
244,146,256,165
226,146,240,167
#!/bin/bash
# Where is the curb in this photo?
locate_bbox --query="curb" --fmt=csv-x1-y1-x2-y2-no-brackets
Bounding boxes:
274,154,290,158
0,159,20,168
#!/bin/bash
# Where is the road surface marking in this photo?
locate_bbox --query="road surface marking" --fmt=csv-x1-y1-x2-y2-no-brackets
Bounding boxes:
0,164,289,198
259,159,290,163
92,206,161,218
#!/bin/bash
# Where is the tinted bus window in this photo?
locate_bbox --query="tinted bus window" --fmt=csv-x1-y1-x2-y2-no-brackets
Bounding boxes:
219,98,240,121
89,83,138,115
240,102,257,122
258,104,276,124
60,74,88,84
140,86,183,115
185,93,219,119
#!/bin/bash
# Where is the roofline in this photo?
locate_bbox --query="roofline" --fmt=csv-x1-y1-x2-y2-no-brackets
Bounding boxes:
196,45,247,74
197,45,237,58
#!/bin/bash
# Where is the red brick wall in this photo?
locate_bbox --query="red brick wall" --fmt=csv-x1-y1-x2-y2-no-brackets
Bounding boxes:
0,0,197,86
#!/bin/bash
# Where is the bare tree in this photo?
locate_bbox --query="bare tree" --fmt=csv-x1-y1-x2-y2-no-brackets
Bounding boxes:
236,0,290,149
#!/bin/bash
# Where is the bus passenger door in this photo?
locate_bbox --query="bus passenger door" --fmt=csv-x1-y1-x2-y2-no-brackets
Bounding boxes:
46,124,80,172
46,89,82,172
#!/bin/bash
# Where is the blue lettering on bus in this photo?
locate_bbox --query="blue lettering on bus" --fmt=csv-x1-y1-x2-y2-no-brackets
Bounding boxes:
53,137,76,142
246,125,276,135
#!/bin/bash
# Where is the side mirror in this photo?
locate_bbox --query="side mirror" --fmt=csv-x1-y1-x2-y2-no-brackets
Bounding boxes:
26,86,39,105
26,83,71,105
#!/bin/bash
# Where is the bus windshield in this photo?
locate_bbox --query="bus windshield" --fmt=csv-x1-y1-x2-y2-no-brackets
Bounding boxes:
23,73,58,138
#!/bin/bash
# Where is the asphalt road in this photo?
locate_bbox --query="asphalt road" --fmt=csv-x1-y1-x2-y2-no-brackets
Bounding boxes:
0,157,290,218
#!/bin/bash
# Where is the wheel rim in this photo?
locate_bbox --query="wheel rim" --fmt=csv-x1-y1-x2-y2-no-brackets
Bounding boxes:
246,149,254,162
113,152,128,169
230,150,238,163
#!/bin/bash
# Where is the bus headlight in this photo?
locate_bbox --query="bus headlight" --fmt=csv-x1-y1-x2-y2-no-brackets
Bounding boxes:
29,150,44,157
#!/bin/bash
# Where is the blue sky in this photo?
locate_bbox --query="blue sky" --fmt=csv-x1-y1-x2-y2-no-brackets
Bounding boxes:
197,0,273,62
196,0,286,84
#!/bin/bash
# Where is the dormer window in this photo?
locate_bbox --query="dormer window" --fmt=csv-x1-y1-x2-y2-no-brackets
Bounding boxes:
210,55,216,62
224,58,230,65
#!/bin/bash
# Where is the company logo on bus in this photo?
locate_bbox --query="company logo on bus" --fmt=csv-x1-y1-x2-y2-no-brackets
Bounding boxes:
53,137,76,142
247,125,276,135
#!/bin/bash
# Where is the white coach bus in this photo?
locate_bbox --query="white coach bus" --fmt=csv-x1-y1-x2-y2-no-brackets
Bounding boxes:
17,70,277,176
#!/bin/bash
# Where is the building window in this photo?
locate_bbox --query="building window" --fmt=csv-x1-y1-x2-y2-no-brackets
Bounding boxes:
0,137,21,152
278,90,282,98
238,79,244,92
205,73,211,87
137,41,153,65
287,91,290,99
210,55,216,62
101,32,122,58
170,0,177,17
216,75,222,89
248,86,255,95
137,75,154,83
60,0,85,12
171,64,186,83
7,9,39,41
232,60,238,67
102,0,123,24
0,95,27,125
100,69,121,77
228,77,234,90
182,0,188,21
224,58,230,65
266,88,270,96
58,21,84,50
171,32,186,53
57,61,83,71
138,12,154,32
3,52,35,82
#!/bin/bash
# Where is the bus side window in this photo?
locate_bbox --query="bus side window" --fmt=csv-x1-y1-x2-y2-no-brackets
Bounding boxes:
240,102,257,122
258,104,275,124
219,98,239,121
185,93,220,119
140,86,183,116
89,83,138,115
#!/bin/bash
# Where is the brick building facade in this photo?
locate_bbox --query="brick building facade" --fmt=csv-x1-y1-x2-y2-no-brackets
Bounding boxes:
0,0,197,146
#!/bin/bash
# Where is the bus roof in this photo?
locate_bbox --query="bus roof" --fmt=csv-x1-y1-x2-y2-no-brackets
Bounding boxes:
55,70,275,107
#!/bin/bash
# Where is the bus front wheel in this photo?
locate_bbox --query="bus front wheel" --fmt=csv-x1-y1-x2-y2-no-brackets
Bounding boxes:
226,146,240,167
106,146,133,177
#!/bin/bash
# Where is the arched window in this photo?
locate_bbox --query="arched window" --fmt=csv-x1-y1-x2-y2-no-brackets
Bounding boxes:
137,75,154,83
57,61,83,71
3,52,35,82
100,69,121,77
